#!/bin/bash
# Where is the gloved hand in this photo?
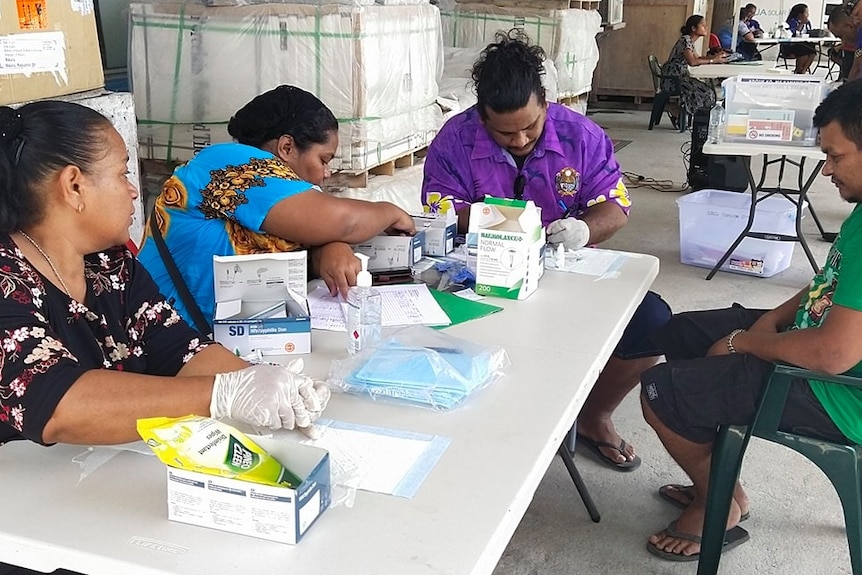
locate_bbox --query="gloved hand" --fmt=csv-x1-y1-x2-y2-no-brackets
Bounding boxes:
210,363,330,433
546,218,591,251
283,359,331,430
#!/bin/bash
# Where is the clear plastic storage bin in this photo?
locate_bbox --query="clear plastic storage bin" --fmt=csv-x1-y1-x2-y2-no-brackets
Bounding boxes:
677,189,804,278
722,76,828,147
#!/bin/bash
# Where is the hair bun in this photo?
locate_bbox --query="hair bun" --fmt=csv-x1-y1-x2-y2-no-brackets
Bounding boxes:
0,107,22,144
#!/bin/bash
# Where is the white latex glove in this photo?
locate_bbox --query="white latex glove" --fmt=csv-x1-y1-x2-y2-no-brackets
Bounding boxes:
210,364,330,432
546,218,590,251
284,359,331,429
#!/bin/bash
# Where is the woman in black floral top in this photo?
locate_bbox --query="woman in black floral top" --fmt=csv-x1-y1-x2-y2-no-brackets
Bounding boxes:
0,102,329,448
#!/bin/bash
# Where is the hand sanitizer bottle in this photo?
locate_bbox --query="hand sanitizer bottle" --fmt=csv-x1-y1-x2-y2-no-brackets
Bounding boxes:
346,253,382,354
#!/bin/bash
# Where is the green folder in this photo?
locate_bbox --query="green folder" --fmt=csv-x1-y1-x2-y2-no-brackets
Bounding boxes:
429,289,503,328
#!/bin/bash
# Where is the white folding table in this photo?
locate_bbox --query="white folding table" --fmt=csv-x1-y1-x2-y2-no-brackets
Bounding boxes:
0,256,659,575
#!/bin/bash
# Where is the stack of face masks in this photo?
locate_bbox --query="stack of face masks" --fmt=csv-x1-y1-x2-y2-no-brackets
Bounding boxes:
328,326,510,410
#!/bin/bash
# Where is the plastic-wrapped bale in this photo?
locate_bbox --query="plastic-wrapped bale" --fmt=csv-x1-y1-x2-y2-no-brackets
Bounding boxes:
130,1,444,170
439,3,601,98
138,103,442,171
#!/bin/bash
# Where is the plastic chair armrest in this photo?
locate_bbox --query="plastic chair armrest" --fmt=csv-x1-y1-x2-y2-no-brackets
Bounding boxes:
774,363,862,388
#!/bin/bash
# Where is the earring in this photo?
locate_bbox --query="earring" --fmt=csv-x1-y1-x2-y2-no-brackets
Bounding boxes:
77,204,84,214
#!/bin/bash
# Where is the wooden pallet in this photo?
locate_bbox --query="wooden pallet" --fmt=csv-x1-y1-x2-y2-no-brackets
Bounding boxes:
588,92,656,110
557,93,589,107
326,146,429,189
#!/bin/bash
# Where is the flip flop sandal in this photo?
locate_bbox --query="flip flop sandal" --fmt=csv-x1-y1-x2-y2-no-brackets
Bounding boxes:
576,433,641,472
658,484,750,521
646,519,750,562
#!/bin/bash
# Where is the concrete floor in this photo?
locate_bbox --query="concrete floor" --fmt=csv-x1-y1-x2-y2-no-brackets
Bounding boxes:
487,108,854,575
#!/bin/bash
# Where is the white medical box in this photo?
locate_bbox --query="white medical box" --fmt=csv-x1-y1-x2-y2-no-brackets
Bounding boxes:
165,438,330,545
353,231,426,272
469,197,545,300
677,189,802,278
212,252,310,356
413,211,457,256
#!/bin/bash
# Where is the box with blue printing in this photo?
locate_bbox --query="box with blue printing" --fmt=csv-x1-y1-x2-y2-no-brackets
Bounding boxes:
212,252,310,356
165,438,331,544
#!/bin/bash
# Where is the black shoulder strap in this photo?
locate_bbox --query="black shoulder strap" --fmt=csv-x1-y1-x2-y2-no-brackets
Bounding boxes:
148,216,212,336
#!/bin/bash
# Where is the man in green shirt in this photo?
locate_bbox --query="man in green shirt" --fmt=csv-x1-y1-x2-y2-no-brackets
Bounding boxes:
640,79,862,562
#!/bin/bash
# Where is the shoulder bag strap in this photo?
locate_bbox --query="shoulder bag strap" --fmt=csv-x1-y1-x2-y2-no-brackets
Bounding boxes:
148,216,212,336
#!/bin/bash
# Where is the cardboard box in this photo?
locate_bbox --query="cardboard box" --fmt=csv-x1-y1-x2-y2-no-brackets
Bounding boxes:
0,0,104,105
469,198,545,300
212,252,311,356
165,438,331,544
353,231,426,272
413,212,457,256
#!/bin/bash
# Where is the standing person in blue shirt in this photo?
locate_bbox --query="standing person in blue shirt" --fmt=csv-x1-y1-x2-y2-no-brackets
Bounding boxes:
744,3,765,36
421,31,672,471
718,6,761,60
137,86,415,333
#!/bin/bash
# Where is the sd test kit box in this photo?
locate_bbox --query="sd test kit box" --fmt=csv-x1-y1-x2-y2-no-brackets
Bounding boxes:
212,252,310,356
469,198,545,300
165,437,331,544
413,211,457,256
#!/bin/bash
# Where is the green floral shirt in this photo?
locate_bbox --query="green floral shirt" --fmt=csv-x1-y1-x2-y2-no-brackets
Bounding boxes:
794,204,862,443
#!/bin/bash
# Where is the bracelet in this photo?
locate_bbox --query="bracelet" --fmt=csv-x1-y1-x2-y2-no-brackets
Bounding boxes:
726,329,746,354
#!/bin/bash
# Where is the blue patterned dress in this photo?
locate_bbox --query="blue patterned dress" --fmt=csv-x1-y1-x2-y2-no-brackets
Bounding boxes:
137,143,314,328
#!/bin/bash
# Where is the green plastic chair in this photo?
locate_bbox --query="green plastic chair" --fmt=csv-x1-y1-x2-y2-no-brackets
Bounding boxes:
698,364,862,575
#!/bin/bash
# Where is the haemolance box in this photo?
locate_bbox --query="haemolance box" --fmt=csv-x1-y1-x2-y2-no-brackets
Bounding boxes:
212,252,310,356
469,197,545,300
165,437,330,544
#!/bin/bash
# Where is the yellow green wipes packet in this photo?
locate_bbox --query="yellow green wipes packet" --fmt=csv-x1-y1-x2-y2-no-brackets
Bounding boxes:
137,415,303,488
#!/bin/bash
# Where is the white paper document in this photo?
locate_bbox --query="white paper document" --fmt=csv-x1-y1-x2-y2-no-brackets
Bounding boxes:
307,284,451,331
546,247,629,277
303,419,451,498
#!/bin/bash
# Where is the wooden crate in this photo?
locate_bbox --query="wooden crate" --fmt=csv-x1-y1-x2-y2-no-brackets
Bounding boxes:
592,0,712,99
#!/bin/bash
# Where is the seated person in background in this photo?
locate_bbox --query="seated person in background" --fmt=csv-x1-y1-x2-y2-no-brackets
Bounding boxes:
828,7,858,80
744,3,765,37
707,32,729,55
718,6,761,60
848,0,862,80
0,102,327,446
641,80,862,561
663,15,728,118
137,86,415,332
421,30,672,472
781,3,818,73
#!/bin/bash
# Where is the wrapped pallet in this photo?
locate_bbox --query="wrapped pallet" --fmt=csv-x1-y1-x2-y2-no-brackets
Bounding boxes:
130,1,443,171
439,2,601,99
